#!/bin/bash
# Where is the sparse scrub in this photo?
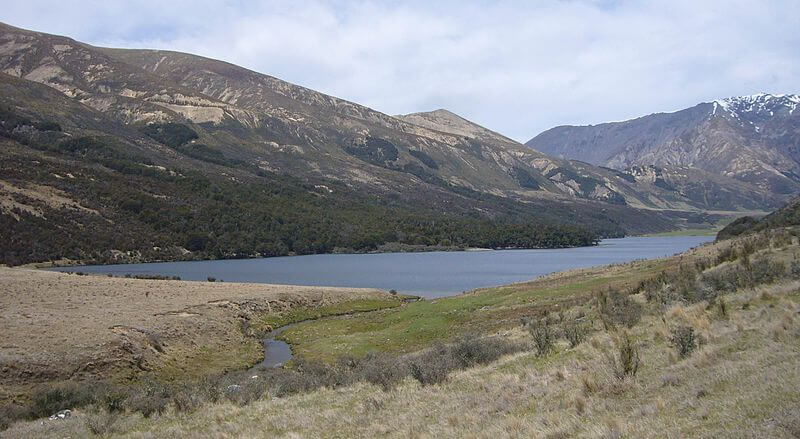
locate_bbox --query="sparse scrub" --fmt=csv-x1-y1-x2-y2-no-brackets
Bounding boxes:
84,408,119,436
408,336,523,386
528,319,555,356
562,319,587,348
124,380,170,417
351,352,409,391
605,331,640,380
4,224,799,436
29,383,96,420
670,326,697,358
714,245,737,264
410,344,455,386
597,289,643,328
0,404,27,430
791,261,800,278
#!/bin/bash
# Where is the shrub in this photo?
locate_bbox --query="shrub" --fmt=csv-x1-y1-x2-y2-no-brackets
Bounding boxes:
352,352,409,390
669,265,702,303
716,297,728,320
0,403,28,431
409,344,457,386
84,409,119,436
140,122,198,148
224,380,268,406
791,261,800,278
528,319,555,356
562,320,587,348
670,326,697,359
29,383,95,419
171,381,213,413
450,335,520,366
606,331,640,380
207,276,216,282
714,245,738,264
701,268,736,294
749,257,787,285
124,380,170,417
597,289,643,328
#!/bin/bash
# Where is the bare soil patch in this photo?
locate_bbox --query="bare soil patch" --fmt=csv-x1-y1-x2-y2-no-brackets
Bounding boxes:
0,267,385,403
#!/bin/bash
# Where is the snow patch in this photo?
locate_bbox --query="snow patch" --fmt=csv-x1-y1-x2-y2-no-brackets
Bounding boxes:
713,92,800,118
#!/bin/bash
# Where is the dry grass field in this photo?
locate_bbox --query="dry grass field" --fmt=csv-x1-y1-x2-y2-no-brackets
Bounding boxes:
0,268,392,405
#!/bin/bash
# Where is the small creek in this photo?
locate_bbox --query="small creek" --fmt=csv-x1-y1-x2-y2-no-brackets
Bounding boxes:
255,325,294,369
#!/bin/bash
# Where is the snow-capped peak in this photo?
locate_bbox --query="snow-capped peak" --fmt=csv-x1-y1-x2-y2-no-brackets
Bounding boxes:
712,93,800,118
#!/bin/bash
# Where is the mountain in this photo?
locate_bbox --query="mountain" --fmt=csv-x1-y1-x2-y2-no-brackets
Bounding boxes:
526,94,800,205
0,22,732,265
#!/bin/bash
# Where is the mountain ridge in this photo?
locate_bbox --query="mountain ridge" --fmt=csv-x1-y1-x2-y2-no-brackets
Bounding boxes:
526,93,800,201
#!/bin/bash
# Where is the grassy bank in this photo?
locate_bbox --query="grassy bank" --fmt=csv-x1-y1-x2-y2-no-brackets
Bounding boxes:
253,297,412,333
281,258,677,362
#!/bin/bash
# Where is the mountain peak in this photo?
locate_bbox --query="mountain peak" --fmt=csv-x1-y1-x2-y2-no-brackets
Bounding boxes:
713,93,800,117
397,109,517,144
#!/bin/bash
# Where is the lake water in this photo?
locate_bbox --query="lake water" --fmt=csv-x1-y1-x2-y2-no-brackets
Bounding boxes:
51,236,712,299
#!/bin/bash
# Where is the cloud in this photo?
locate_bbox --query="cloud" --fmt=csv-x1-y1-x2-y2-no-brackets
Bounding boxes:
3,0,799,140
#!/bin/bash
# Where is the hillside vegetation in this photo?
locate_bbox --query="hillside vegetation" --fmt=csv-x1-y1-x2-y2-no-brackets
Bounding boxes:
0,85,605,266
717,196,800,240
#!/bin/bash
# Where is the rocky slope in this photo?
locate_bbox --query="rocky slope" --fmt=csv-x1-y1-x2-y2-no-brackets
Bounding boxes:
1,22,754,212
526,93,800,204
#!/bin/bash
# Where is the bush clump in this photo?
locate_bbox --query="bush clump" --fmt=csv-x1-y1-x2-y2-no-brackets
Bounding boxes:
84,409,119,436
606,331,641,380
28,383,96,419
408,336,523,386
410,345,454,386
562,320,587,348
670,326,697,359
597,289,643,329
351,352,410,390
527,319,555,356
124,380,170,417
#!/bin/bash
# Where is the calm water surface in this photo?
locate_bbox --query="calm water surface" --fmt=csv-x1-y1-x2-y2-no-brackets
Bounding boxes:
52,236,712,299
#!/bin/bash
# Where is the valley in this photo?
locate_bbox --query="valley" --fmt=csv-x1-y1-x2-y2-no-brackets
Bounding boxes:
0,14,799,438
3,22,783,268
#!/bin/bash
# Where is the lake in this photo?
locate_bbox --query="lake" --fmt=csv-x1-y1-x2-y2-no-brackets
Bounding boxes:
51,236,713,299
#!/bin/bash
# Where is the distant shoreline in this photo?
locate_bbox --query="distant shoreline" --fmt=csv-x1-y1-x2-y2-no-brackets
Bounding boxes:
24,241,601,269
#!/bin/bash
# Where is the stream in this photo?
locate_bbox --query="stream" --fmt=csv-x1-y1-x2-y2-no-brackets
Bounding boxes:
254,325,294,369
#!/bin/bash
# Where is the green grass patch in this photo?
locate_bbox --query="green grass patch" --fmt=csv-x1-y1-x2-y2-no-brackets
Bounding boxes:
255,297,407,333
644,227,721,237
283,260,673,363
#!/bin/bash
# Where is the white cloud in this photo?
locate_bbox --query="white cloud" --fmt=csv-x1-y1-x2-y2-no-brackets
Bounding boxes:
3,0,799,141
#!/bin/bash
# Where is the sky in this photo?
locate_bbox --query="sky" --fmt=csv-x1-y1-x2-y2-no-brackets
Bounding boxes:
3,0,799,141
